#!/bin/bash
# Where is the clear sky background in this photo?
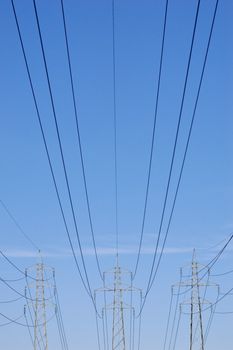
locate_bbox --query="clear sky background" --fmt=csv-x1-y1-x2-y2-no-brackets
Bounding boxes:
0,0,233,349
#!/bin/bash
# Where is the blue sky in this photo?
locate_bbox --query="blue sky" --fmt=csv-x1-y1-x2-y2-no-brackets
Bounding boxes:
0,0,233,349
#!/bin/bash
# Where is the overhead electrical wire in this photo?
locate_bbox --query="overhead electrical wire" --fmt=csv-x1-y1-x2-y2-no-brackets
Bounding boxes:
167,267,198,350
111,0,119,262
195,283,233,314
0,296,23,304
214,310,233,315
55,292,68,350
145,0,201,290
0,314,24,328
204,292,219,345
59,0,103,281
0,199,69,346
24,311,35,348
55,309,66,350
53,279,69,350
10,0,89,296
168,274,182,350
138,0,220,315
0,276,25,283
196,233,233,252
172,252,233,318
190,268,214,348
198,233,233,276
10,0,101,315
0,199,40,252
133,0,169,279
137,296,142,350
32,0,96,300
175,234,233,297
56,299,69,350
0,275,53,303
163,289,174,350
146,0,220,293
0,249,51,282
138,0,201,312
211,269,233,277
8,1,224,347
171,308,181,350
94,304,102,350
0,308,56,328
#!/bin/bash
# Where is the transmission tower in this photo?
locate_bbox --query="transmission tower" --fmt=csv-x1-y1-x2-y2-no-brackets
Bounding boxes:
189,251,205,350
177,250,219,350
112,265,126,350
25,263,55,350
95,264,142,350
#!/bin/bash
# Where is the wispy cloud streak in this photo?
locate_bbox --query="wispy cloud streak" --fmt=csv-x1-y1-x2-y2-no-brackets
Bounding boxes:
2,246,193,258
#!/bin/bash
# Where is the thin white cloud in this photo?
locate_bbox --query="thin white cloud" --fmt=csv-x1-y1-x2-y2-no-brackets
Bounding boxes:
83,246,193,256
2,245,193,258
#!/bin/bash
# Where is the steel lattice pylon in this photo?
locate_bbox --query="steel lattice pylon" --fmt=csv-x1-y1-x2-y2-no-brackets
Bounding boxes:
176,250,219,350
25,263,54,350
112,266,126,350
95,263,142,350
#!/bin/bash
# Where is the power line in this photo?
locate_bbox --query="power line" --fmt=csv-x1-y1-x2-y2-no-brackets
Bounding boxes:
211,269,233,277
146,0,220,293
139,0,220,314
133,0,169,279
175,234,233,297
0,277,25,283
2,189,69,346
172,308,181,350
214,310,233,315
60,0,103,281
111,0,119,262
198,284,233,314
196,233,233,252
163,289,174,350
0,296,23,304
94,292,103,350
0,275,53,303
168,274,182,350
32,0,96,298
55,292,68,350
0,249,51,282
10,0,88,295
45,269,66,350
139,0,202,311
137,296,142,350
10,0,100,312
204,293,219,345
54,280,69,350
24,310,34,347
0,308,56,328
0,194,68,346
0,315,24,327
191,270,211,346
0,199,40,252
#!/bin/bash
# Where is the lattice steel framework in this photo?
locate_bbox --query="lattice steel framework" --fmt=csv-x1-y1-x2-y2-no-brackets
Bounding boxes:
95,264,142,350
25,263,54,350
178,250,219,350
